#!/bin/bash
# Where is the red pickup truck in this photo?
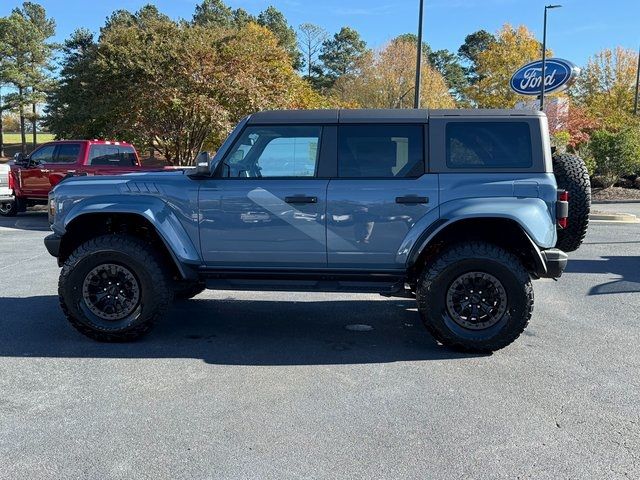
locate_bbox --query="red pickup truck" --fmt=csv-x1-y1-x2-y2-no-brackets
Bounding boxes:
1,140,160,216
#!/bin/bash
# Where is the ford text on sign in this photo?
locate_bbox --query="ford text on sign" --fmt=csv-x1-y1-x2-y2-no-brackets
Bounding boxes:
510,58,579,96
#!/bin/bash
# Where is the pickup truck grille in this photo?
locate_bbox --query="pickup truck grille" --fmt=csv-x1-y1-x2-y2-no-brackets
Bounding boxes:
0,175,7,186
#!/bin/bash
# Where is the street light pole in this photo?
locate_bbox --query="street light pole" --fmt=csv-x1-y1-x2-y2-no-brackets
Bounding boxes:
540,4,562,111
414,0,425,109
634,44,639,115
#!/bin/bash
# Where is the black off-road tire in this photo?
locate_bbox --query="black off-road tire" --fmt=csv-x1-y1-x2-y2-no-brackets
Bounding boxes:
553,153,591,252
0,198,18,217
0,194,24,217
58,234,173,342
174,282,206,300
416,242,534,353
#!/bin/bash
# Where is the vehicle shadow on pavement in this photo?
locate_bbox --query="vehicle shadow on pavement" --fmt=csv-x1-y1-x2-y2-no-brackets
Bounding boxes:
0,295,485,364
565,256,640,295
0,211,50,232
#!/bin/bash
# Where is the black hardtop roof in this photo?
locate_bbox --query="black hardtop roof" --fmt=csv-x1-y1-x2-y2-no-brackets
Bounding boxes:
247,108,545,125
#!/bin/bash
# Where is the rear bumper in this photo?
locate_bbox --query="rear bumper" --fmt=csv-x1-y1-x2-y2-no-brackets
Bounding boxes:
44,233,62,258
538,248,568,278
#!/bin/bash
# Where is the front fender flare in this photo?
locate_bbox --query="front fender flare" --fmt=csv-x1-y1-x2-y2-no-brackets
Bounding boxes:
62,195,201,272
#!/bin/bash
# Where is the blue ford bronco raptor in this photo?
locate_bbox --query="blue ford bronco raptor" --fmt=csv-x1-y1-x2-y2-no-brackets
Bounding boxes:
44,109,590,351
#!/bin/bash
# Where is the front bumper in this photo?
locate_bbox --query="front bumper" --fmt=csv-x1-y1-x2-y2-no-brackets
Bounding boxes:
44,233,62,258
0,191,14,202
538,248,568,278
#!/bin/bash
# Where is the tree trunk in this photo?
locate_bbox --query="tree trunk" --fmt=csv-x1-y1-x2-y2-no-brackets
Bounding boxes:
18,86,26,154
31,101,37,149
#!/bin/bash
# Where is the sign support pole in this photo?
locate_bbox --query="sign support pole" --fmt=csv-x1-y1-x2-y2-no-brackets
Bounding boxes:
540,7,548,111
540,5,562,111
414,0,424,109
634,44,639,115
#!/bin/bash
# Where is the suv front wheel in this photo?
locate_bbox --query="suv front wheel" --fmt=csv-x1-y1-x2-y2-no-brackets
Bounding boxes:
416,242,533,352
58,235,173,341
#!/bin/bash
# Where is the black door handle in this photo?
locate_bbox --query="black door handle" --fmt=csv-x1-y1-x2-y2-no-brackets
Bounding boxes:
396,195,429,204
285,195,318,204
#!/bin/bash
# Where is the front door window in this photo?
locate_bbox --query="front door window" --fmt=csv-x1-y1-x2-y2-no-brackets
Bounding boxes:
30,145,56,164
220,126,321,178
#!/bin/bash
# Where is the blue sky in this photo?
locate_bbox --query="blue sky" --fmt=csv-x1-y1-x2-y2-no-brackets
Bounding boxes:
1,0,638,67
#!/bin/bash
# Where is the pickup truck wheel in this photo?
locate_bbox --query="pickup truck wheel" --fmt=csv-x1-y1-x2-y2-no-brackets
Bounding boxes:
0,197,18,217
553,153,591,252
174,282,206,300
416,242,533,353
58,235,173,342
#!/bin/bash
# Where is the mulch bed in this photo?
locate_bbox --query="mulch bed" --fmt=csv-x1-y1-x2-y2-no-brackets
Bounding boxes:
592,187,640,202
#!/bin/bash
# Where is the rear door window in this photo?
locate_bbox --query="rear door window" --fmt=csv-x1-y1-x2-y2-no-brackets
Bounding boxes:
446,122,532,169
89,145,137,166
51,143,81,164
337,125,424,178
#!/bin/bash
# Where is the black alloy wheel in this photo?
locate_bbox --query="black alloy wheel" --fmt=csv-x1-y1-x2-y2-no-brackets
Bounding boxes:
81,263,141,321
445,271,508,330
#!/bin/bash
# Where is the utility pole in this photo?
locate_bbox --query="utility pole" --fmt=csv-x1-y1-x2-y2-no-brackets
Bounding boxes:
414,0,424,109
540,4,562,111
634,44,639,115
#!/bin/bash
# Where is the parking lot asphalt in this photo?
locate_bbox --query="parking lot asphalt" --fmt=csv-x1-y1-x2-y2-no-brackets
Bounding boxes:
0,211,638,479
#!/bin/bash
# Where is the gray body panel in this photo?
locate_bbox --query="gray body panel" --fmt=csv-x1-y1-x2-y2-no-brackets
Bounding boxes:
198,179,328,267
47,108,561,283
326,176,439,269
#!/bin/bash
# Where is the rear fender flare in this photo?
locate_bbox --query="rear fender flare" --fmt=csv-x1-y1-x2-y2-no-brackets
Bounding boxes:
405,197,556,269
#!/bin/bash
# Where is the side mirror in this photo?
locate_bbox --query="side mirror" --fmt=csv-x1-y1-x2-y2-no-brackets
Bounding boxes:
13,152,27,165
194,151,211,176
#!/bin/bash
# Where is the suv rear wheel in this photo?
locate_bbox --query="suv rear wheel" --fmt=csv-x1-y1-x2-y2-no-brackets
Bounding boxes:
58,234,173,342
416,242,533,352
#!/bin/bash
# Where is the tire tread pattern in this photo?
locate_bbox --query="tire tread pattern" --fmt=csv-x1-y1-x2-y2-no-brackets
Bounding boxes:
58,234,173,342
417,241,534,352
553,153,591,252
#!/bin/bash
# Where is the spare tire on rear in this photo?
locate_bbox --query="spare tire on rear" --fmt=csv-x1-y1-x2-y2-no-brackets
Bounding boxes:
552,153,591,252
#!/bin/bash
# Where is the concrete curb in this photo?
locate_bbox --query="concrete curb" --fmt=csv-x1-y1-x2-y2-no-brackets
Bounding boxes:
592,200,640,204
590,211,639,223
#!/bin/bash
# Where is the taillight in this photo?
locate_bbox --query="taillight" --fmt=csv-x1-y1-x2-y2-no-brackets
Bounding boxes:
558,190,569,202
8,171,15,190
557,189,569,228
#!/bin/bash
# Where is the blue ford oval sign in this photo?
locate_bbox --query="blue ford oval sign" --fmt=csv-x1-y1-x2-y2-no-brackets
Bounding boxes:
510,58,580,96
